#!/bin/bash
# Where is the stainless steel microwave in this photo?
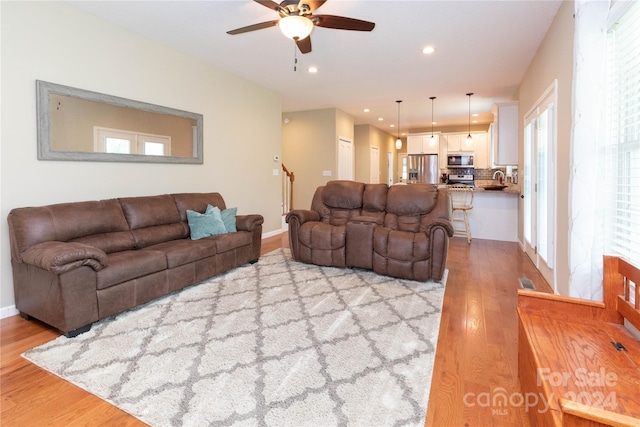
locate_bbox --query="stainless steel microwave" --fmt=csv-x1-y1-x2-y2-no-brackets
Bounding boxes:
447,153,474,168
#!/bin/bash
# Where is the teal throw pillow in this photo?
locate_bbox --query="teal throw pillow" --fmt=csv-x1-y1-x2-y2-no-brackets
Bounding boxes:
187,205,227,240
220,207,237,232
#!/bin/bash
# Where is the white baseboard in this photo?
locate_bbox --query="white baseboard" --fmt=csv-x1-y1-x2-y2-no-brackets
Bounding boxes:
0,305,19,319
262,228,286,239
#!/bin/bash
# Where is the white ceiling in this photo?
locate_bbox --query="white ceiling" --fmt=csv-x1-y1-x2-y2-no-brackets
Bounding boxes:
67,0,563,134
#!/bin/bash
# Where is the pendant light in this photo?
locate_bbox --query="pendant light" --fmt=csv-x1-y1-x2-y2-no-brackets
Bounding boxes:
429,96,436,147
395,100,402,150
466,93,474,146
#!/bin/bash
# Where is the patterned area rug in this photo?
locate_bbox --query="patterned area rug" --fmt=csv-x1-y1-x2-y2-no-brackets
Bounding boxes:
23,248,447,427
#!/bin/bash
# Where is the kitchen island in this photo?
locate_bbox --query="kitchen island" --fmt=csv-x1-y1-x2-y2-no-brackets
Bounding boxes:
442,181,520,242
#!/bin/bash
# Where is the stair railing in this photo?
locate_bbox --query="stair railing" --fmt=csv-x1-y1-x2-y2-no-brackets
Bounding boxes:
282,163,295,215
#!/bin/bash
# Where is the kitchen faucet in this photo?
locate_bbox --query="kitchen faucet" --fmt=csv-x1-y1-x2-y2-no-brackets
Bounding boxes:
492,170,505,184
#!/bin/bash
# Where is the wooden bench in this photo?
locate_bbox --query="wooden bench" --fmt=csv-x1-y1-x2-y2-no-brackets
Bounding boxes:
518,256,640,426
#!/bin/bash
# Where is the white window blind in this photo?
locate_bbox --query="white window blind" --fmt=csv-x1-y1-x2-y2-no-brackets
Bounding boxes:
604,1,640,267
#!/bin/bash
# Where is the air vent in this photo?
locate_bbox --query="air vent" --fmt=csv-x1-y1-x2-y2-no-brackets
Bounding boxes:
519,278,536,290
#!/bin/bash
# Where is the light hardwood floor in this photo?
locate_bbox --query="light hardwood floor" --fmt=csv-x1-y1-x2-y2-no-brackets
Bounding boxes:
1,233,549,426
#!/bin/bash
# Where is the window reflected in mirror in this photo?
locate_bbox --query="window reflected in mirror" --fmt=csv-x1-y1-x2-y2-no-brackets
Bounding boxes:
37,80,203,164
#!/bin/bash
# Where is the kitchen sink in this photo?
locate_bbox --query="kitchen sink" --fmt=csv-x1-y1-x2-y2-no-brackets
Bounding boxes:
481,185,508,191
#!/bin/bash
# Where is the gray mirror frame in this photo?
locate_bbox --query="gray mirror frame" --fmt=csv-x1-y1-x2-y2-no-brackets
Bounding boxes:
36,80,204,164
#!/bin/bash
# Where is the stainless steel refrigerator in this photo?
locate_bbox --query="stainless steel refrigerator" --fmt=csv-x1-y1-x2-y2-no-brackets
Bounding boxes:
407,154,438,184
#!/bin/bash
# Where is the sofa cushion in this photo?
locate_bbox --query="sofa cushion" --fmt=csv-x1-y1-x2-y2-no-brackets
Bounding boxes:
119,195,187,248
299,222,346,250
386,184,437,216
321,180,365,209
96,250,167,290
8,199,132,258
221,207,238,232
373,228,429,262
361,184,388,224
171,192,227,222
71,231,136,254
120,194,181,229
187,205,227,239
144,238,218,269
214,231,252,253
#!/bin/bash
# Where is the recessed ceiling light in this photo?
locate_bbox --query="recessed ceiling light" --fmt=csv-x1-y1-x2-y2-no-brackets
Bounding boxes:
432,121,437,125
390,124,395,128
472,113,479,117
472,120,478,123
364,108,370,112
308,66,318,73
378,117,383,121
422,46,436,54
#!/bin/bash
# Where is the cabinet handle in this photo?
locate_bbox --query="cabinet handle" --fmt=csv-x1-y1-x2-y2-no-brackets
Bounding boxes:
520,195,524,199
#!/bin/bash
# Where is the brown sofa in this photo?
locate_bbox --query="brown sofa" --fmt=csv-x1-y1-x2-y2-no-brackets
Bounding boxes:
7,192,263,337
286,181,453,281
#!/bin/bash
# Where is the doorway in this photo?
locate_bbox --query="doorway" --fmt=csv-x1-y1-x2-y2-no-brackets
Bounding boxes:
370,146,380,183
523,81,557,289
338,137,354,180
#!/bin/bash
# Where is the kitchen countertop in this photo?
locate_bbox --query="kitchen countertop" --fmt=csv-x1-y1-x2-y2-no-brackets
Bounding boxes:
473,180,521,194
439,180,521,194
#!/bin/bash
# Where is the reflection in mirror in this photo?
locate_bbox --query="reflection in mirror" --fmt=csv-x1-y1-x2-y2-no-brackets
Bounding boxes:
37,80,203,164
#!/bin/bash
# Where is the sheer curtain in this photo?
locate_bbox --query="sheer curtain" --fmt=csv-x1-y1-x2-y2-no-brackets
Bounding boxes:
568,0,610,300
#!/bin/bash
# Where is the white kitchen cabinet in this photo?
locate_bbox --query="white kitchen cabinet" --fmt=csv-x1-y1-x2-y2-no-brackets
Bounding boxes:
446,133,474,152
407,133,439,155
472,132,490,169
443,131,489,168
491,102,519,166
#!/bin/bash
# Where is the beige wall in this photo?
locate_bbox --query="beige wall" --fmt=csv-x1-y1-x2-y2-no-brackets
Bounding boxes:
354,125,398,185
281,108,354,210
0,2,283,311
517,0,575,295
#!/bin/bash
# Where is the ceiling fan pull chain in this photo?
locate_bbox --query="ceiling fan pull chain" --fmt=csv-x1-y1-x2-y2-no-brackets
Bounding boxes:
293,42,298,72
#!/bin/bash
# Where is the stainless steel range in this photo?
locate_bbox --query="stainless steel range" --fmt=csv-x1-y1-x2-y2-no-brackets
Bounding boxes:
447,173,474,186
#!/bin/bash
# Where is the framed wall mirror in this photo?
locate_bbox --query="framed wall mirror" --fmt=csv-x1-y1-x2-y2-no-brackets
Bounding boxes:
36,80,204,164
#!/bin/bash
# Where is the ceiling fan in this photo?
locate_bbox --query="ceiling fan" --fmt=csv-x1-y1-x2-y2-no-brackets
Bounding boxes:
227,0,375,54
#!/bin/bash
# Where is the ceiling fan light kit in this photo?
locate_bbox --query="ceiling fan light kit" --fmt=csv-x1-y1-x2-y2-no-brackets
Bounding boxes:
279,15,314,40
227,0,375,54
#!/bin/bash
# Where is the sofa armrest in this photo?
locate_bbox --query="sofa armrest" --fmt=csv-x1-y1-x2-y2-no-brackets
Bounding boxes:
285,209,320,225
235,214,264,232
425,218,455,237
21,241,108,274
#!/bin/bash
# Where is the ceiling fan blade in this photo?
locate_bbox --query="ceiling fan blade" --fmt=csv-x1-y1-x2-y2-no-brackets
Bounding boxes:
253,0,284,13
314,15,375,31
296,36,312,54
298,0,327,13
227,20,279,35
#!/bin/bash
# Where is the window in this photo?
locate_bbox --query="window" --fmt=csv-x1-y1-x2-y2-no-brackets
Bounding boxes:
604,2,640,267
94,126,171,156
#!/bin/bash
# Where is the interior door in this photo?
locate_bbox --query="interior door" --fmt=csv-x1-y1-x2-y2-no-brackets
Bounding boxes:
523,85,557,289
338,137,354,180
370,146,380,183
387,152,393,185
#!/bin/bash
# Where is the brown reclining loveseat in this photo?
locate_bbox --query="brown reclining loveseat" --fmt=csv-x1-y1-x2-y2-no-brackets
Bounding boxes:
7,192,263,337
286,180,453,281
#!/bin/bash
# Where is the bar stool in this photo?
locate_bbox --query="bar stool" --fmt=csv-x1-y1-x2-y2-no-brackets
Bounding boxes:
448,184,474,243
